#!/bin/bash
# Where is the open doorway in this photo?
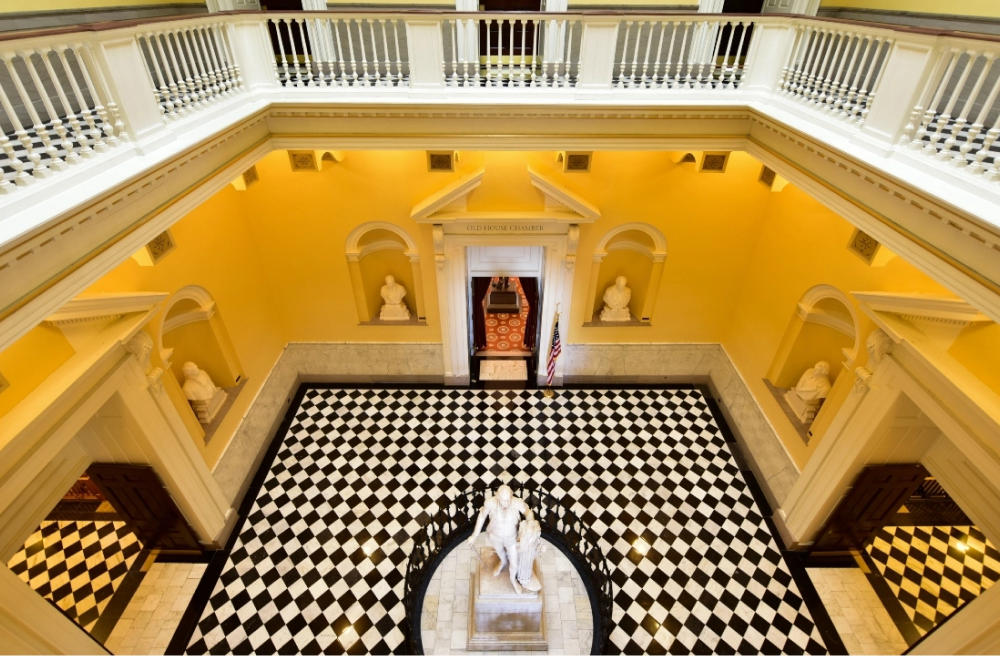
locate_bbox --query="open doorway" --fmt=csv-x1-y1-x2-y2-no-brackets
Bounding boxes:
470,276,540,389
806,465,999,652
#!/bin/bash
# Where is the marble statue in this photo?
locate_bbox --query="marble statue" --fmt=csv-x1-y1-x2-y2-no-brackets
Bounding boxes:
600,276,632,322
181,362,227,424
784,361,833,423
468,484,534,594
514,519,544,593
379,275,411,321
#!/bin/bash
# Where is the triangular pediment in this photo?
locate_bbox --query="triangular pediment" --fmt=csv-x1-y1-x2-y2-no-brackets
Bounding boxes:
411,166,600,224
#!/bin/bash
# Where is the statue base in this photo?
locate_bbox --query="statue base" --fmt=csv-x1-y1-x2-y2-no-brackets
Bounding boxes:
600,307,630,322
191,388,227,425
468,547,546,651
379,303,411,321
784,389,821,424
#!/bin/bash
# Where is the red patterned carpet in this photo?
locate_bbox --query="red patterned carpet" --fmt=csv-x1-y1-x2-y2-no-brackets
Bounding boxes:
482,277,530,353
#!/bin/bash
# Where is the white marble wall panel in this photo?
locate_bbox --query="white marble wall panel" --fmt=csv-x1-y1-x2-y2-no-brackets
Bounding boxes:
563,343,800,508
212,342,444,507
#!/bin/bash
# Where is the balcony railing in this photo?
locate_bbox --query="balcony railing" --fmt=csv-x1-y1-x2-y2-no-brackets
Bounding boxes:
3,10,1000,204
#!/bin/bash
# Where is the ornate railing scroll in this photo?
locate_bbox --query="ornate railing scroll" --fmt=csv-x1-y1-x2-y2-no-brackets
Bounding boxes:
403,481,612,655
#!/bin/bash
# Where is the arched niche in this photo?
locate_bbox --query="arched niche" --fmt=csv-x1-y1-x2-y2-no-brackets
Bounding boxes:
345,222,425,322
767,284,861,389
158,285,244,390
585,223,667,323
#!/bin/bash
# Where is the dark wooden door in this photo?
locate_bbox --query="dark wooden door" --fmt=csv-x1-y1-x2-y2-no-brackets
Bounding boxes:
87,464,204,555
810,464,928,558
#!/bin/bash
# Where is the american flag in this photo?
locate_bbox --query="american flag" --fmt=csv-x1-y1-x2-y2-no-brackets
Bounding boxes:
546,313,561,386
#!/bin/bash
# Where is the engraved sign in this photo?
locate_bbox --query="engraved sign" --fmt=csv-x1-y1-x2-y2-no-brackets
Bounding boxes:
464,224,546,233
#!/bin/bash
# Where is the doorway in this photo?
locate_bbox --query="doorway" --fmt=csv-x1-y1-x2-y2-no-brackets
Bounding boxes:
470,276,540,389
807,465,999,650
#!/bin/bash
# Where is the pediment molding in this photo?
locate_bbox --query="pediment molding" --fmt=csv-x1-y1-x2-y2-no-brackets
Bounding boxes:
47,292,169,327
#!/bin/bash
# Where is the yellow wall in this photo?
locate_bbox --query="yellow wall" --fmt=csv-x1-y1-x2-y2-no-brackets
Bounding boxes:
723,184,951,468
0,0,204,12
819,0,1000,18
772,321,854,388
84,185,285,469
948,322,1000,395
0,324,76,420
164,320,237,388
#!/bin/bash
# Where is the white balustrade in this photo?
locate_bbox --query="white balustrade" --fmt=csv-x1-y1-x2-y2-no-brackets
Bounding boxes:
267,16,408,87
613,19,755,89
0,41,125,193
902,42,1000,181
779,23,892,125
137,20,242,117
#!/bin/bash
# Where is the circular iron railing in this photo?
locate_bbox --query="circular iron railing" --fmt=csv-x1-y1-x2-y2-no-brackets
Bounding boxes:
403,481,613,654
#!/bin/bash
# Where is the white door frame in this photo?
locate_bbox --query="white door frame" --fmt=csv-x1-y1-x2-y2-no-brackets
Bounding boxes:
435,230,574,385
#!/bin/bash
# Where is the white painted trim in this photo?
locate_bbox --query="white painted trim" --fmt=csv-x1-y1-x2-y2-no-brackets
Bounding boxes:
851,291,991,323
46,292,169,324
357,239,406,259
410,169,485,221
605,241,654,259
162,303,217,335
158,284,218,361
594,221,669,256
796,284,860,362
796,302,856,339
527,166,601,221
344,221,419,255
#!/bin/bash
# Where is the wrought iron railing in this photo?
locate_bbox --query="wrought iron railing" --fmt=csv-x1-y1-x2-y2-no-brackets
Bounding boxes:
403,481,612,654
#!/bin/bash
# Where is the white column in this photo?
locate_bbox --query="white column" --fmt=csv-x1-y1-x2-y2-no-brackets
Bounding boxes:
698,0,725,12
740,22,799,95
455,0,478,65
543,0,568,10
301,0,328,8
229,18,280,90
761,0,819,13
406,20,447,90
576,20,619,91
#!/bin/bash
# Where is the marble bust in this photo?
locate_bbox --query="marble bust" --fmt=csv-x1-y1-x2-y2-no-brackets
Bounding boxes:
181,362,227,424
379,275,411,321
600,276,632,322
468,484,534,594
785,361,833,423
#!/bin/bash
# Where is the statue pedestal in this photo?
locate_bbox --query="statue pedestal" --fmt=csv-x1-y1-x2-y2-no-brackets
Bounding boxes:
190,388,227,425
379,303,411,321
468,548,546,651
600,307,630,322
784,389,821,424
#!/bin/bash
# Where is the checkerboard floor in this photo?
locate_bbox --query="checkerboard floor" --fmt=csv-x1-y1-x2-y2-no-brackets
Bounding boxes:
185,388,828,655
7,520,142,633
867,525,1000,636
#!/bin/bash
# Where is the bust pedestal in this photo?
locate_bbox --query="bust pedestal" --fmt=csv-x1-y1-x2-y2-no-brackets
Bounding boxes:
380,303,411,321
600,307,630,322
191,388,227,424
467,547,547,651
784,389,822,424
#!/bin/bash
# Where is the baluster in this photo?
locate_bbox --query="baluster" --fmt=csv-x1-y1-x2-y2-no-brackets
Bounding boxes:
25,49,73,170
275,20,292,85
182,28,211,103
331,20,347,86
506,17,515,86
530,19,540,87
392,19,404,86
729,21,748,88
662,21,678,88
37,47,85,165
816,32,845,106
169,31,200,107
0,57,35,185
787,28,815,96
286,19,306,86
823,33,851,111
639,21,654,87
157,32,188,109
808,31,835,103
359,19,374,86
379,19,392,87
178,29,207,103
518,19,528,86
703,20,724,88
838,34,868,118
796,29,824,98
75,43,124,145
616,21,631,88
56,47,97,157
141,35,173,116
562,20,573,87
359,18,378,87
448,19,459,87
153,32,185,111
216,23,242,91
649,22,666,88
345,19,360,85
926,49,975,155
965,60,1000,172
856,38,889,125
10,51,61,175
940,52,989,161
628,21,643,88
196,26,224,98
718,21,736,88
485,18,493,87
778,27,805,94
680,22,694,88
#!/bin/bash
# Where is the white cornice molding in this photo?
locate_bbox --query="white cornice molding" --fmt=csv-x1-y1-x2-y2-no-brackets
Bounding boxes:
46,292,169,326
527,166,601,221
162,303,217,335
357,240,406,259
852,292,991,324
796,302,856,338
606,241,654,259
410,169,485,221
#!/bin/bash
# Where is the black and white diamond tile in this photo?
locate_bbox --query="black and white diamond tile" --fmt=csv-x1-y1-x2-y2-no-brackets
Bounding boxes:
867,525,1000,636
186,388,828,655
7,520,142,632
